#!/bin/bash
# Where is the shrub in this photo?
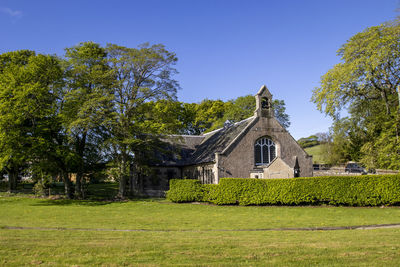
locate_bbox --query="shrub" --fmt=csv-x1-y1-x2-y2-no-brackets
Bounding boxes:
201,184,219,202
32,180,48,196
168,175,400,206
166,179,203,203
209,175,400,206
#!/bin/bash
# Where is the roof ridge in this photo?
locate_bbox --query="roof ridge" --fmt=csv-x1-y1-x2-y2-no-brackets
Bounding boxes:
167,134,205,138
201,116,255,137
221,116,258,155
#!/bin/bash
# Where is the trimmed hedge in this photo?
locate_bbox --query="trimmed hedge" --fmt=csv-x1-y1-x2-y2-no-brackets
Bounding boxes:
167,175,400,206
217,175,400,206
166,179,203,203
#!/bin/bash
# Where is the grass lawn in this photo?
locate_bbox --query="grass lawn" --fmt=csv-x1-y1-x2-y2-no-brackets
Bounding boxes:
1,194,400,266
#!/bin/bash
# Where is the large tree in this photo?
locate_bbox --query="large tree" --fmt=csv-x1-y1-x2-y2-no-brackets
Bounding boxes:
312,21,400,118
62,42,115,198
0,50,63,191
312,20,400,169
106,43,179,198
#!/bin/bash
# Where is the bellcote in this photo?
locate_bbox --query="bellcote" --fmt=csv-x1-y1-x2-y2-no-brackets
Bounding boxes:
254,85,273,118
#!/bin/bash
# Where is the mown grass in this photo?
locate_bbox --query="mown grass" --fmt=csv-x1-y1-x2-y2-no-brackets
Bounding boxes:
0,181,120,199
1,228,400,266
1,195,400,265
2,195,400,230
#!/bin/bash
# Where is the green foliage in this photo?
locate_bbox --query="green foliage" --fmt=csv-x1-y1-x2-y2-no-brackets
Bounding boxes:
0,50,63,191
32,180,48,196
181,95,290,135
106,43,180,198
312,20,400,169
312,21,400,118
201,184,219,203
143,100,194,135
63,41,115,198
272,99,291,129
166,179,204,203
169,176,400,206
222,176,400,206
297,135,320,148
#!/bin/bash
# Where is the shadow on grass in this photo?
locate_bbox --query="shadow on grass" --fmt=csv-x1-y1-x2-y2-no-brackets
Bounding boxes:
31,199,114,206
31,197,167,207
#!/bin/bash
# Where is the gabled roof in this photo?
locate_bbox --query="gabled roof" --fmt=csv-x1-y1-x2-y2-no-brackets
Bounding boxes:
190,117,255,164
256,84,272,98
156,117,255,166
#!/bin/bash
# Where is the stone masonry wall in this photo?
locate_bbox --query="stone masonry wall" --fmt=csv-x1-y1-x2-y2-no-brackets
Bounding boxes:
218,116,313,179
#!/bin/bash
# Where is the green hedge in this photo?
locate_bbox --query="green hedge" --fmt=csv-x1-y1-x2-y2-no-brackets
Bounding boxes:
166,179,203,203
167,175,400,206
217,175,400,206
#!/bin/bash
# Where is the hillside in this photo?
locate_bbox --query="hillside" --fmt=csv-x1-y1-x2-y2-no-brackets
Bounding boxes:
304,144,326,164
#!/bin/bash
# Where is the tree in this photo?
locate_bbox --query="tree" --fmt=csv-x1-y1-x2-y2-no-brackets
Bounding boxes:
192,99,226,133
224,95,255,122
312,21,400,118
312,20,400,169
0,50,63,191
62,42,115,198
183,95,291,135
106,43,179,198
297,135,320,148
143,100,193,135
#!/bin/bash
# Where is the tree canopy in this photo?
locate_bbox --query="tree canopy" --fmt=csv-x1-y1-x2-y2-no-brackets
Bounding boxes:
0,42,292,197
312,21,400,118
312,20,400,169
106,43,180,198
0,50,64,191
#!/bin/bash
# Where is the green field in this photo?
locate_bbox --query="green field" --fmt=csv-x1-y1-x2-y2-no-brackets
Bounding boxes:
1,194,400,266
305,144,326,164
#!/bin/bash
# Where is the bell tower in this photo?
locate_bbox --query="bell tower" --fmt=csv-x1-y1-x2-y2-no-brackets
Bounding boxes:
254,85,273,118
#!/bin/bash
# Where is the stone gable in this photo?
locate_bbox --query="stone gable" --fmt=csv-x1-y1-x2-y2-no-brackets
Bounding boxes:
143,85,313,195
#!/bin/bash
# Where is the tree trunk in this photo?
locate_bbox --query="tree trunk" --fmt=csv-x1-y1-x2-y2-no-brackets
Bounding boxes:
381,90,391,115
129,163,137,197
75,171,83,199
74,133,86,199
7,167,18,193
117,153,129,199
118,173,128,199
61,170,73,199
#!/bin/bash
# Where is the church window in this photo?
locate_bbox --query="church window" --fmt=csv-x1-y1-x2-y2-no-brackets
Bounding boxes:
254,137,276,165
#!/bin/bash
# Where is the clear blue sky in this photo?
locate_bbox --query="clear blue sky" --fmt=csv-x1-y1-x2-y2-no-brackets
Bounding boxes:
0,0,398,139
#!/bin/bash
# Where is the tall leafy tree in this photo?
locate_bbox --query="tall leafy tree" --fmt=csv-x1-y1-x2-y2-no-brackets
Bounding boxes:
106,43,179,198
312,20,400,169
0,50,63,191
62,42,115,198
312,21,400,118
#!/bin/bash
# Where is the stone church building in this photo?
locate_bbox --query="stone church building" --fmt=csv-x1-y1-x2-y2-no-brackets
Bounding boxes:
143,85,313,195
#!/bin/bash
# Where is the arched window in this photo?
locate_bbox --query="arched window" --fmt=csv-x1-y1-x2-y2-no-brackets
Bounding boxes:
254,137,276,165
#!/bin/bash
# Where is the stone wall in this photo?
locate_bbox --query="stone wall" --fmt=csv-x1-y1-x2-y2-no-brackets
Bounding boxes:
182,163,216,184
313,166,398,177
218,116,313,179
142,166,181,196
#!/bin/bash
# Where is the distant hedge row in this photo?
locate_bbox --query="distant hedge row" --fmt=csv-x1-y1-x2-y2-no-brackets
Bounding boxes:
166,175,400,206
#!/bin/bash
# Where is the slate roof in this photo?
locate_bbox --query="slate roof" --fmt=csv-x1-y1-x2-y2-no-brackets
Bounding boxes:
155,117,255,166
